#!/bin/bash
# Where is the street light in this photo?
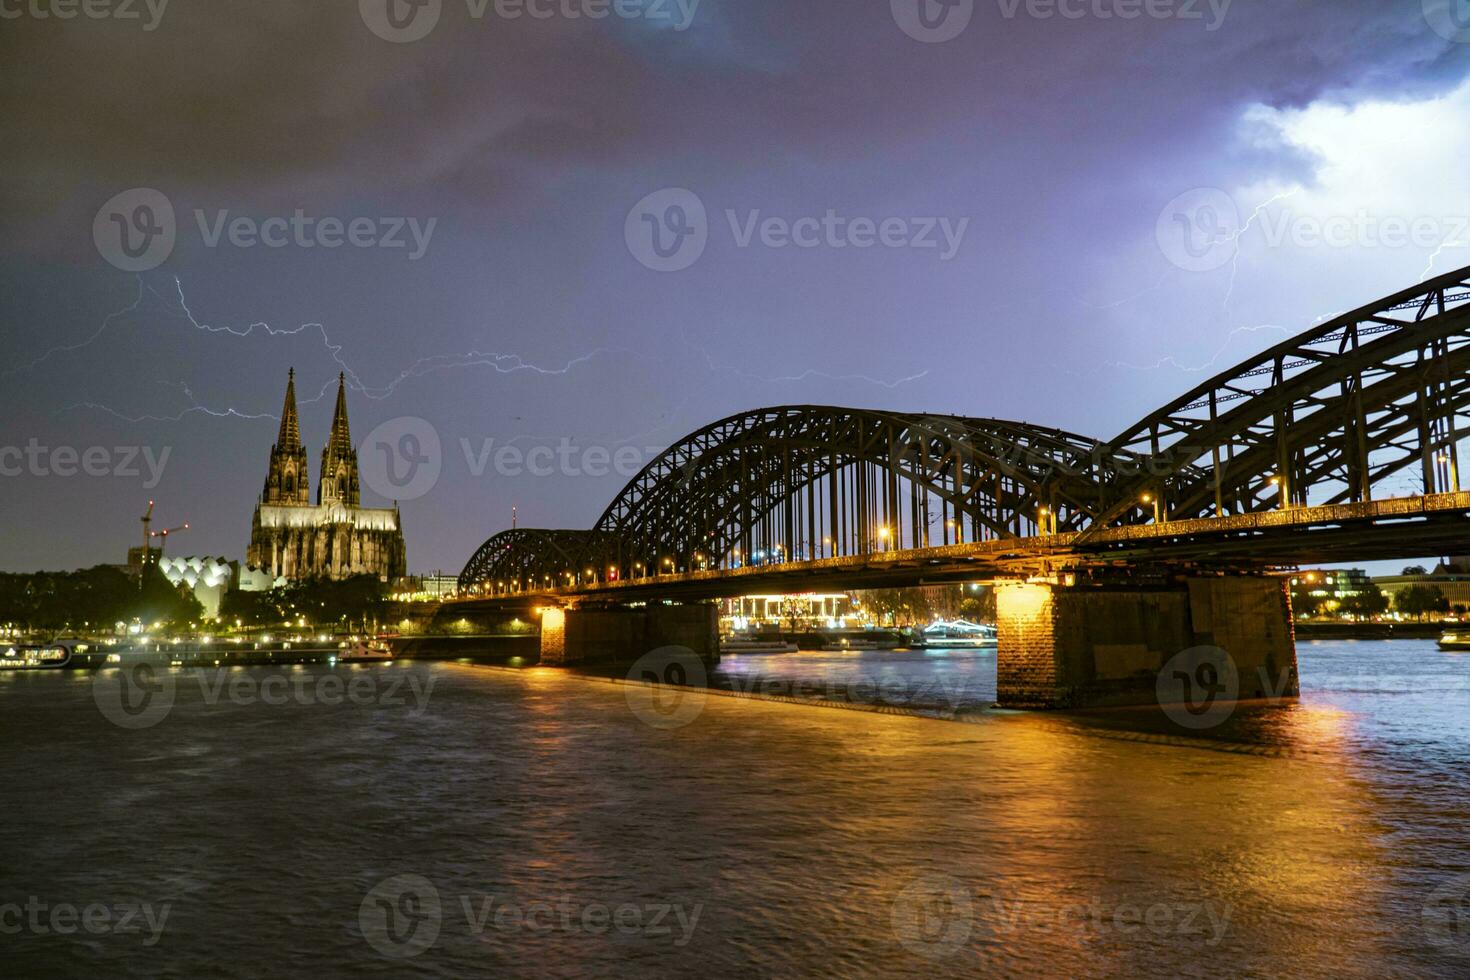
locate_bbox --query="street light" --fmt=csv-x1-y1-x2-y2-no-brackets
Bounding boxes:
1267,475,1284,510
1141,493,1161,524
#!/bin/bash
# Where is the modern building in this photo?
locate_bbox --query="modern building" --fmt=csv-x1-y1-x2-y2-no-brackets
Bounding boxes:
392,573,462,601
722,593,856,631
154,557,283,618
1373,568,1470,612
246,370,407,582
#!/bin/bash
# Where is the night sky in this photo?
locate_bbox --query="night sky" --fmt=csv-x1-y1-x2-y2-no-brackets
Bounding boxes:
3,1,1469,574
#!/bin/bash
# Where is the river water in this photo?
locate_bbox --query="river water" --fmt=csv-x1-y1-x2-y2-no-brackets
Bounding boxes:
3,640,1469,977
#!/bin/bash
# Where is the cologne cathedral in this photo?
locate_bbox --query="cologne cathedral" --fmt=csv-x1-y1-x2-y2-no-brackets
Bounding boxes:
246,370,406,581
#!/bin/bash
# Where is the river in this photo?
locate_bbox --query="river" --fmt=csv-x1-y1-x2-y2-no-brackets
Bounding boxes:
2,639,1468,977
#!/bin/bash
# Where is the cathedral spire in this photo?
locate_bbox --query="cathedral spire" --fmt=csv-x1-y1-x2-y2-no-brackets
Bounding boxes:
276,367,302,449
318,372,360,506
327,372,352,455
262,368,310,505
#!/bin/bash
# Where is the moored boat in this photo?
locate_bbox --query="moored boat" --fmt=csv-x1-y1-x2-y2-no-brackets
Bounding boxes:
0,638,93,670
921,619,998,648
1437,630,1470,651
720,636,800,654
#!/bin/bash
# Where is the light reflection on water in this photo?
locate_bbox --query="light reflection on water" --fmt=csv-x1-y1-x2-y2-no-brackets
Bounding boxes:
0,639,1467,977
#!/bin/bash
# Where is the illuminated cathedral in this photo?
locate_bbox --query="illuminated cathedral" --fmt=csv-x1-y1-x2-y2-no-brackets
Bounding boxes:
246,370,406,582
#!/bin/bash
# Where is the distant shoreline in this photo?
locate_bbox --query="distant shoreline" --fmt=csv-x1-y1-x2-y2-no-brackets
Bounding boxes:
1295,622,1445,640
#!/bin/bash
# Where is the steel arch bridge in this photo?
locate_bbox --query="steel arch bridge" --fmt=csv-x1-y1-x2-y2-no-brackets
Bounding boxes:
459,264,1470,593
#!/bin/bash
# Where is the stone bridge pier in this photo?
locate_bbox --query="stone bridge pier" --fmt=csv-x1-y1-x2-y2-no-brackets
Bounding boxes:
538,603,720,668
995,575,1298,710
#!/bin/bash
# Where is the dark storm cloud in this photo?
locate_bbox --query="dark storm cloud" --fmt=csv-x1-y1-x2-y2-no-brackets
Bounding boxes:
2,0,1464,258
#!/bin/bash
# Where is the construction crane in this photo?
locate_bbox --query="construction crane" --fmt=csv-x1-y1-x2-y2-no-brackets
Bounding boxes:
149,522,190,556
138,500,188,588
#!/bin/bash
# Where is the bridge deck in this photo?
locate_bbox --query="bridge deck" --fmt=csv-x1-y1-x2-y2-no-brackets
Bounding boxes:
447,492,1470,607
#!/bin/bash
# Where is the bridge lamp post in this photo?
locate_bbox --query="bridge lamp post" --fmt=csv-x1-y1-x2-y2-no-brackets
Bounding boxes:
662,557,674,575
1038,506,1055,535
822,537,832,558
1437,452,1460,493
878,527,890,551
1141,493,1162,524
946,518,962,545
1267,476,1284,509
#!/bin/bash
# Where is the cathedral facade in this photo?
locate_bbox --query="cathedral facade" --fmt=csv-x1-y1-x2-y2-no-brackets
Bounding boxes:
246,370,406,582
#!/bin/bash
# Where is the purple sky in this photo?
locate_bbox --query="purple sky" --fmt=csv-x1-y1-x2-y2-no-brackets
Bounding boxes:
3,0,1469,575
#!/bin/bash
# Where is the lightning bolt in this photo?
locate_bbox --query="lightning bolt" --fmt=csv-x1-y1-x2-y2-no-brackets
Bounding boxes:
1106,323,1292,374
1221,187,1300,311
1421,235,1470,282
685,338,929,390
2,278,147,379
40,274,932,425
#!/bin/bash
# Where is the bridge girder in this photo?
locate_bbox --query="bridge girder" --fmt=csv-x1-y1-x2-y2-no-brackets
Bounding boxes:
458,264,1470,592
1062,265,1470,530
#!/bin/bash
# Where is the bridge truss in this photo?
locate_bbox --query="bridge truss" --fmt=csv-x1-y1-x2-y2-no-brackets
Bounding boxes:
459,264,1470,592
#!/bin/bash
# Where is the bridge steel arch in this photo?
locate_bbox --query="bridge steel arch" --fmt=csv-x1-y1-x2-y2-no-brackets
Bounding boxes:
458,410,1149,589
1058,264,1470,532
459,529,620,593
457,264,1470,591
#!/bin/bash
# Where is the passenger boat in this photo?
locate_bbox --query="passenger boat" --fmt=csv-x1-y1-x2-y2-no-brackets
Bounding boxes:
0,638,93,670
720,636,800,654
921,619,998,648
1437,630,1470,651
338,637,395,661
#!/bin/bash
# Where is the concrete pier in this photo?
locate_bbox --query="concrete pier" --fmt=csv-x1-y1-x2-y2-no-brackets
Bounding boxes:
995,576,1297,710
539,603,720,667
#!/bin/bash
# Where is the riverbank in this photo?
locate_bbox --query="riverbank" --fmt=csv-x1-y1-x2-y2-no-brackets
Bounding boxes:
1294,621,1447,640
